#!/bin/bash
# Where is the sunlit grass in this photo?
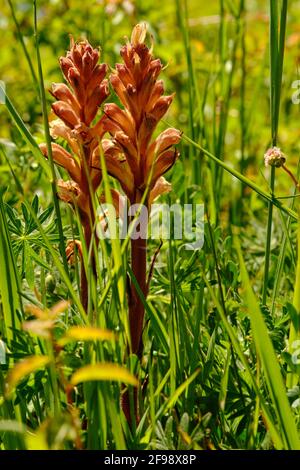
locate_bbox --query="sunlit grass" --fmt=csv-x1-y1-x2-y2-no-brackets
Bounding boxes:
1,0,300,450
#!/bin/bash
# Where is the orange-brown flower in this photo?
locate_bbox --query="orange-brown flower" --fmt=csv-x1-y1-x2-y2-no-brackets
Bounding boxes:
97,23,181,204
40,38,110,311
40,38,109,216
66,240,83,264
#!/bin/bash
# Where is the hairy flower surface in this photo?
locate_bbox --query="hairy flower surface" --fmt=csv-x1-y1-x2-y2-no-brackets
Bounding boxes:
95,23,182,205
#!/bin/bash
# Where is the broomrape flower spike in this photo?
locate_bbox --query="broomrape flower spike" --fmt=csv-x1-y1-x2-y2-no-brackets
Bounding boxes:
95,22,182,206
98,23,181,424
40,38,110,311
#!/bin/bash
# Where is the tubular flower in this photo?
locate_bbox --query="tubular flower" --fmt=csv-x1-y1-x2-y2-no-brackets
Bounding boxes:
96,23,182,205
39,38,110,311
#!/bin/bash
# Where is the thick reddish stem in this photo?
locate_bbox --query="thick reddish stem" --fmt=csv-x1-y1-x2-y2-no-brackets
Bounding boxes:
80,147,97,313
122,202,148,425
120,386,139,426
80,219,92,312
129,235,147,356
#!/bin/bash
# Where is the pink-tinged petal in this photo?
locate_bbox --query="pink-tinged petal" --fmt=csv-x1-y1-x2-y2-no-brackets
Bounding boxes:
52,101,80,128
149,176,172,205
144,128,181,177
101,139,126,161
71,122,94,145
155,128,182,153
39,143,81,183
57,179,80,203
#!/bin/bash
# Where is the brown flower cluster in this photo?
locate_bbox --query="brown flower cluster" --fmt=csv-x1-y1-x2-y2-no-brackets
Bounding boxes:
96,23,182,206
40,38,108,225
40,28,181,421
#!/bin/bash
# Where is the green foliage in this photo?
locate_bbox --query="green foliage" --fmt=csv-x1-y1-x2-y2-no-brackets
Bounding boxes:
1,0,300,451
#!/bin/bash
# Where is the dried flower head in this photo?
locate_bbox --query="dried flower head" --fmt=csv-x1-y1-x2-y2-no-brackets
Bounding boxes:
264,146,286,168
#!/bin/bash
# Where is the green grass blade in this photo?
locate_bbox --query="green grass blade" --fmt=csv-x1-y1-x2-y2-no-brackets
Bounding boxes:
33,0,69,273
0,82,51,178
7,0,39,89
236,238,300,450
0,191,21,343
182,134,297,220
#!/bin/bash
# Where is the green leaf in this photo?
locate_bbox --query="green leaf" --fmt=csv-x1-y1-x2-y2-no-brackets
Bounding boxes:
71,363,138,387
236,239,300,450
0,192,21,342
0,83,51,178
167,369,200,409
58,326,115,345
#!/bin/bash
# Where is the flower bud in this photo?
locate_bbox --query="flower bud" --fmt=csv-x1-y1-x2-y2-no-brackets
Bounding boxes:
59,57,73,80
154,128,182,154
149,94,174,121
52,101,80,128
50,83,80,114
264,147,286,168
131,22,147,47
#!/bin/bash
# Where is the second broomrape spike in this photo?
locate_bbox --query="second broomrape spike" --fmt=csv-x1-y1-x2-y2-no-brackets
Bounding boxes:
39,38,109,311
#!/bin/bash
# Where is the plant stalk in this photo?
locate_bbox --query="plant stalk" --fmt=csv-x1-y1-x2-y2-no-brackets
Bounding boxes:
122,193,148,425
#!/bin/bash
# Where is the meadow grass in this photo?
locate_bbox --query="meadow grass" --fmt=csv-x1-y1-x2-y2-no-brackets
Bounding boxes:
1,0,300,450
